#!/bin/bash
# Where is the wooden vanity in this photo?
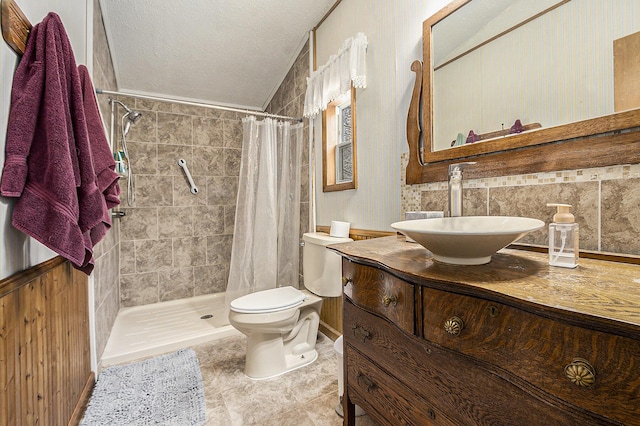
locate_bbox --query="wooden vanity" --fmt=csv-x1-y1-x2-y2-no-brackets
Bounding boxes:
329,236,640,425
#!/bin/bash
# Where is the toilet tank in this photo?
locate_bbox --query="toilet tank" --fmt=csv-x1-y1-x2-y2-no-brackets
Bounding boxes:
303,232,353,297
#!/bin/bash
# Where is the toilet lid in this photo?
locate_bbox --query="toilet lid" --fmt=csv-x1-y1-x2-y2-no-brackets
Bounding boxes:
230,286,307,314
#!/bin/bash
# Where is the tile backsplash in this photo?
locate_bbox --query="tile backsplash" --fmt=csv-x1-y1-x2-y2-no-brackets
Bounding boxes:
401,154,640,256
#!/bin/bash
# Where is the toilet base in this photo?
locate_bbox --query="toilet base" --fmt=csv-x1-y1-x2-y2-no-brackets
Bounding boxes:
248,348,318,381
244,332,320,380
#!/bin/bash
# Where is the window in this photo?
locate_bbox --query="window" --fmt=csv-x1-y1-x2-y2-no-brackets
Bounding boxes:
335,98,353,183
322,87,357,192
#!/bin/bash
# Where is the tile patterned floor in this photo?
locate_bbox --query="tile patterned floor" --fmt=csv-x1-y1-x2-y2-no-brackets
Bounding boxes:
190,333,377,426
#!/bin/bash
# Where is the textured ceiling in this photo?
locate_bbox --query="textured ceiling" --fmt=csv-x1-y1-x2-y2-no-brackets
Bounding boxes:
100,0,334,110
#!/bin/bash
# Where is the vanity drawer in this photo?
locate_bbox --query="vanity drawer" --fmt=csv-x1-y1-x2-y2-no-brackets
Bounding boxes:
346,346,457,426
342,260,414,334
422,287,640,424
344,299,598,426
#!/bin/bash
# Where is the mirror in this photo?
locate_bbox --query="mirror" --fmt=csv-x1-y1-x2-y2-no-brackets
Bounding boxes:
406,0,640,184
433,0,571,151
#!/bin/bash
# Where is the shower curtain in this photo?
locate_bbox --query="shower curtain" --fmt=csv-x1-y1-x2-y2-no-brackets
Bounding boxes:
225,116,303,309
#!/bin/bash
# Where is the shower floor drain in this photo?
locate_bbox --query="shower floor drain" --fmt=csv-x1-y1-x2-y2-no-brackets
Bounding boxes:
200,314,214,319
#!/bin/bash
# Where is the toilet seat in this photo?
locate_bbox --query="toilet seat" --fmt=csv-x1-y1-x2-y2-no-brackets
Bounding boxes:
230,286,307,314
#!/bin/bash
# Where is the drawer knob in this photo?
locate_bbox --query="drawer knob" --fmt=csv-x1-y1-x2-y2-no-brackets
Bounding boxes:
342,277,352,286
488,305,499,317
444,316,464,336
356,373,376,392
382,295,398,307
565,358,596,388
428,409,436,420
352,325,371,343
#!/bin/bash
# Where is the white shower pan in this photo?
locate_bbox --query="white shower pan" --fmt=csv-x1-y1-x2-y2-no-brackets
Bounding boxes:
101,293,240,367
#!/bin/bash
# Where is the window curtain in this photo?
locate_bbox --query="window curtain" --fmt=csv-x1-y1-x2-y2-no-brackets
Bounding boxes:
303,32,368,118
225,117,303,311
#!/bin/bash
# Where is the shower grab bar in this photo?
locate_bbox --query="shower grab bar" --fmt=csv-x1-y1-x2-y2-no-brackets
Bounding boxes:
177,159,199,195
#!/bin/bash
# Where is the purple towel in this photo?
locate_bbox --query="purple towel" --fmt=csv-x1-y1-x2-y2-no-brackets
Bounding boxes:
78,65,120,206
78,65,121,247
0,13,114,274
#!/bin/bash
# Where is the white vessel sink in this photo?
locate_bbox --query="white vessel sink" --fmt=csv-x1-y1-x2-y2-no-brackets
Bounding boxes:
391,216,545,265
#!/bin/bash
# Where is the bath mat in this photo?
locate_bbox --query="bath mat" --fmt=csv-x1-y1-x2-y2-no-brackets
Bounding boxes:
80,348,206,426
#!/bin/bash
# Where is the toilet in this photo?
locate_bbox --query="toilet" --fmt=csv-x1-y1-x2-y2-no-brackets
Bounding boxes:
228,232,353,379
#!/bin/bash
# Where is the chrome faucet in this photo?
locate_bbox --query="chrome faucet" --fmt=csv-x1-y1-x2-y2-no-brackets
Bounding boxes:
448,162,476,217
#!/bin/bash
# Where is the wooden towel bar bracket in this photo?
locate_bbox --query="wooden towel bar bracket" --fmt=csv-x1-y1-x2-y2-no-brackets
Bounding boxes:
1,0,32,56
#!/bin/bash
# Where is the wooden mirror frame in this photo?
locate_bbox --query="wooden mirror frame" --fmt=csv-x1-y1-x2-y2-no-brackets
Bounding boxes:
406,0,640,185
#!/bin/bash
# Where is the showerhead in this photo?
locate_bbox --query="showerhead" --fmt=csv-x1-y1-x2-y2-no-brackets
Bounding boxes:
123,110,142,136
128,110,143,124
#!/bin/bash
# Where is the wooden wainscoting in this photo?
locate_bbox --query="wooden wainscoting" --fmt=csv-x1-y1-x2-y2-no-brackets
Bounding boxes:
319,296,342,340
315,226,395,339
0,257,94,426
315,226,395,241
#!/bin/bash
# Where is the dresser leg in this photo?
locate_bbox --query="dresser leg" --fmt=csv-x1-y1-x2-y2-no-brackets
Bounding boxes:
343,390,356,425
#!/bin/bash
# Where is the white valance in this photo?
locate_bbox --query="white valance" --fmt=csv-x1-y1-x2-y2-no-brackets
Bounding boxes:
303,32,368,118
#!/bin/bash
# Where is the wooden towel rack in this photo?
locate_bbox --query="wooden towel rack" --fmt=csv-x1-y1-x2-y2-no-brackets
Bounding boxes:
1,0,32,56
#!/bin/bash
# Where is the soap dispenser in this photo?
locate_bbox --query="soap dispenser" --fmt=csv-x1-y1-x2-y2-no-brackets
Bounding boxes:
547,203,579,268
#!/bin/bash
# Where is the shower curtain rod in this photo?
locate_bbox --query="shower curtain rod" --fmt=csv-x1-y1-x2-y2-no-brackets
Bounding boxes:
95,89,302,122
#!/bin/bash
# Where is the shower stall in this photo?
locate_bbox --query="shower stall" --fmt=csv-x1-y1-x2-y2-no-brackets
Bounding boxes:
97,92,306,367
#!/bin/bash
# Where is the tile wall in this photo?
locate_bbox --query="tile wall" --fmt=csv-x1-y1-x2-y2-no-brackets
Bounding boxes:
116,98,241,307
92,0,121,360
401,154,640,256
